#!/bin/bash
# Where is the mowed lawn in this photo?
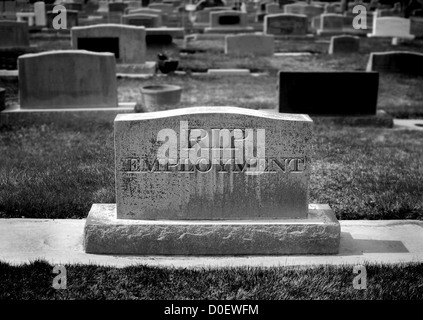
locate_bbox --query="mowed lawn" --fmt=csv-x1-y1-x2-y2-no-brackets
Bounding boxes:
0,260,422,299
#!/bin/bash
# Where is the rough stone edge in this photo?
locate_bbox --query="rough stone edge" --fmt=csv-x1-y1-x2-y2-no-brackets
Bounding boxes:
83,203,341,255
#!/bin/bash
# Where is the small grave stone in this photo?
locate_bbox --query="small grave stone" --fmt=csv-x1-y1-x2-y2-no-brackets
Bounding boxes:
122,13,162,28
316,13,344,35
108,2,127,13
329,35,360,54
205,10,253,33
279,71,379,115
225,34,274,56
368,16,415,39
366,51,423,76
71,24,146,64
34,1,46,27
148,3,174,14
0,21,29,48
264,13,308,35
47,10,79,29
18,50,117,109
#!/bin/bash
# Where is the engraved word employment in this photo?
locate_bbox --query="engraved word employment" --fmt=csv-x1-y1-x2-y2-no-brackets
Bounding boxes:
122,121,305,175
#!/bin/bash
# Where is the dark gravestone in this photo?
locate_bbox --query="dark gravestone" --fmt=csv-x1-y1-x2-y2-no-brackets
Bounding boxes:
366,51,423,76
77,38,120,59
109,2,127,13
0,87,5,112
64,2,83,11
329,35,359,54
127,17,155,27
146,34,173,45
278,72,379,116
218,15,241,25
265,14,308,35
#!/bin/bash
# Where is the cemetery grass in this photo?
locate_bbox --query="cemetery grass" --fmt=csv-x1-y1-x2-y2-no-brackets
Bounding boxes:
0,259,422,299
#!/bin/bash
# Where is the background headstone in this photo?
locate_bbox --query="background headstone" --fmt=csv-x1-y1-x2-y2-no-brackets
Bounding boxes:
71,24,147,64
366,51,423,76
225,34,274,56
0,21,29,48
264,13,308,35
278,71,379,115
18,50,118,109
328,35,360,54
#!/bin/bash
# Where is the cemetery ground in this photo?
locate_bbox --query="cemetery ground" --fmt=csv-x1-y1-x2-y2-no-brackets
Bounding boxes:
0,34,423,299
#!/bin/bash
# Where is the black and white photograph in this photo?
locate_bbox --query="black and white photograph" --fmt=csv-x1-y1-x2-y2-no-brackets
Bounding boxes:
0,0,422,311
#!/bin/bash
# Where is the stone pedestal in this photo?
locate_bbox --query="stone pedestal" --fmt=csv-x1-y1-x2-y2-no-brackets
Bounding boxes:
84,204,341,255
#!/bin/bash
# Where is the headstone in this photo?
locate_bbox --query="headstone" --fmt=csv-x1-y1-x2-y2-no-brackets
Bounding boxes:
368,16,415,39
266,3,283,14
194,7,231,25
316,13,344,35
264,13,308,35
366,51,423,76
283,2,324,20
0,88,5,112
18,50,117,109
64,2,83,11
205,10,253,32
0,21,29,48
410,17,423,37
225,34,274,56
97,0,109,13
328,35,360,54
71,24,146,64
148,3,174,14
34,1,46,27
279,71,379,115
109,2,127,13
16,12,36,27
84,107,341,255
122,13,162,28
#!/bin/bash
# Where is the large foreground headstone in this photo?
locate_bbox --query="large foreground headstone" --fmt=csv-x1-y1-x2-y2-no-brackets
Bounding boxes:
0,21,29,48
264,13,308,36
225,34,274,56
71,24,146,64
279,72,379,115
366,51,423,76
18,50,117,109
84,107,341,255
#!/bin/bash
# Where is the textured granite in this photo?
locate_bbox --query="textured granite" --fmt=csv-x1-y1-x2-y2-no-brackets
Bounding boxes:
114,107,313,220
84,203,341,255
18,50,118,109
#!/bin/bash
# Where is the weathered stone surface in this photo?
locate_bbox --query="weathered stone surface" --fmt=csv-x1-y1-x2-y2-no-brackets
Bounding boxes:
368,16,415,39
410,17,423,38
279,71,379,115
115,107,312,220
122,13,162,28
18,50,117,109
264,13,308,35
84,203,340,255
366,51,423,76
329,35,360,54
71,24,146,64
0,21,29,48
225,34,274,56
316,13,344,34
